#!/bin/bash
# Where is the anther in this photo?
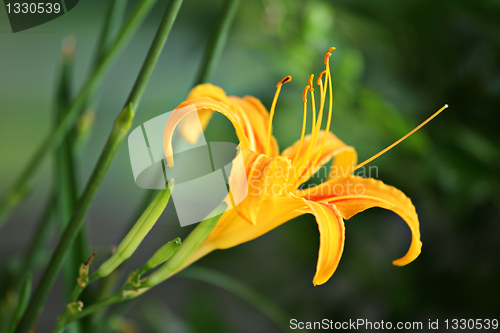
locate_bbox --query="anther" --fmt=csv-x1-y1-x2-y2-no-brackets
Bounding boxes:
266,76,292,155
324,47,336,65
277,75,292,87
308,74,314,91
303,85,310,102
317,70,326,85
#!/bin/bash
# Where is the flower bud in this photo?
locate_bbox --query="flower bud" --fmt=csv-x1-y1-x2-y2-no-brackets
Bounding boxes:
96,181,174,277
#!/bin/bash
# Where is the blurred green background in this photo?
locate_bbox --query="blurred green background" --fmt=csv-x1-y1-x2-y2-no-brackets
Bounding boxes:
0,0,499,331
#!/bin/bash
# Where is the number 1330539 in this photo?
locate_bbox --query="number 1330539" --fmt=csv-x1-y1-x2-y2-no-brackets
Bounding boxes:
6,2,61,14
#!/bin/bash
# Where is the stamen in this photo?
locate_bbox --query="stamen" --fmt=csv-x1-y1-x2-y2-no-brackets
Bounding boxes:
315,48,335,134
279,75,292,85
324,47,335,65
308,74,317,142
296,48,335,185
317,70,326,86
312,59,334,168
302,85,309,103
266,75,292,156
293,86,310,164
355,104,449,170
308,74,315,92
295,75,317,170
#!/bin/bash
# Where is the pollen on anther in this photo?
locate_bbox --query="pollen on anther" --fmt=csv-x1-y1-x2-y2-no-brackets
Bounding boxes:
308,74,315,92
324,47,336,65
303,85,310,102
317,71,326,85
277,75,292,87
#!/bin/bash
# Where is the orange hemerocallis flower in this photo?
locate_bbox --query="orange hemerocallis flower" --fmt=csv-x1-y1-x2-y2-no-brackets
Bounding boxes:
163,48,447,285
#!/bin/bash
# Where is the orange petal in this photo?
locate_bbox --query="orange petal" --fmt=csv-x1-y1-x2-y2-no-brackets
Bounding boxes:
300,201,345,286
230,96,280,157
178,84,231,144
176,83,279,156
299,176,421,266
204,195,307,249
195,195,345,286
327,146,357,181
163,98,251,167
229,145,292,224
281,131,357,186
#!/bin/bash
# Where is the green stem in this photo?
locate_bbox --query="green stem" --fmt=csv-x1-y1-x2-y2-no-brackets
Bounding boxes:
0,0,157,229
120,0,240,268
15,105,134,333
54,37,84,307
52,271,100,333
143,203,227,287
119,0,240,264
121,190,158,240
97,0,241,322
93,0,129,65
20,192,57,276
123,0,184,108
194,0,241,85
2,2,129,329
53,43,82,333
58,205,225,326
67,291,127,324
58,272,146,331
0,193,55,331
96,185,174,278
14,1,184,331
5,273,32,333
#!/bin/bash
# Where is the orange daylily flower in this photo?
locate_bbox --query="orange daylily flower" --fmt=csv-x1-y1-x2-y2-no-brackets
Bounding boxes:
163,48,447,285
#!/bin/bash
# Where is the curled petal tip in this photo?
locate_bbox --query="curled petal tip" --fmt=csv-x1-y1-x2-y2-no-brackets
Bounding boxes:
392,241,422,266
312,276,326,286
166,155,174,168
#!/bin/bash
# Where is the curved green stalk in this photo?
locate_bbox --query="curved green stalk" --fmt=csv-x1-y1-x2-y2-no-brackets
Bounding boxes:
194,0,241,85
5,273,32,333
95,0,242,325
121,0,241,252
96,185,174,278
14,1,184,331
124,0,241,233
143,203,227,287
0,0,157,229
93,0,129,65
54,37,83,333
59,209,226,325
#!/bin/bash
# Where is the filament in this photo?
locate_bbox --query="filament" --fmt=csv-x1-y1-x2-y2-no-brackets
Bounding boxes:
355,104,449,170
292,85,310,164
266,75,291,156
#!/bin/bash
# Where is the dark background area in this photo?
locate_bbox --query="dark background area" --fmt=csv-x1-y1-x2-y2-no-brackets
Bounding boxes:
0,0,499,331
